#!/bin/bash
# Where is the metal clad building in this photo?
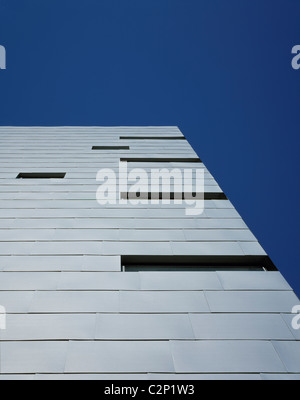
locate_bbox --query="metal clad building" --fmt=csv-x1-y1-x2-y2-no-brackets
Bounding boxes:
0,126,299,380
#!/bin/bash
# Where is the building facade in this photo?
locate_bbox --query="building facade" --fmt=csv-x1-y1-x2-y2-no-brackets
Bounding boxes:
0,126,299,380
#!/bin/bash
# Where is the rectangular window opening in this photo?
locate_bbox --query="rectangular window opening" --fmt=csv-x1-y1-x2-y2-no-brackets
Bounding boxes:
16,172,66,179
120,192,227,200
92,146,130,150
120,136,186,140
120,157,201,163
121,255,277,272
124,265,265,272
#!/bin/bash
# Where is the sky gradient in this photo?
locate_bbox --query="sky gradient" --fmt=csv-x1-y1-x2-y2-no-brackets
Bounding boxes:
0,0,299,295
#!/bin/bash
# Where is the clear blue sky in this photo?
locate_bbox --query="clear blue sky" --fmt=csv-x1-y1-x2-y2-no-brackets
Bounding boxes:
0,0,299,295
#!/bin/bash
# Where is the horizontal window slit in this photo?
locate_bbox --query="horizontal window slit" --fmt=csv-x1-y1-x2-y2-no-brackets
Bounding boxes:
119,136,186,140
124,266,265,272
120,192,227,200
92,146,130,150
121,255,277,272
16,173,66,179
120,158,201,163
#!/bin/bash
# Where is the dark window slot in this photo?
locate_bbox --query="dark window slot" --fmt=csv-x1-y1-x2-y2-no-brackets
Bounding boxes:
120,136,186,140
125,266,265,272
92,146,130,150
120,158,201,163
16,173,66,179
121,255,277,272
120,192,227,200
205,192,228,200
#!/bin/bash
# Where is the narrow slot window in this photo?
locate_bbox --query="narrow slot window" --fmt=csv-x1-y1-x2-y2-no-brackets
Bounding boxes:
92,146,130,150
16,173,66,179
119,136,186,140
121,255,277,272
120,157,201,163
124,266,265,272
120,192,227,200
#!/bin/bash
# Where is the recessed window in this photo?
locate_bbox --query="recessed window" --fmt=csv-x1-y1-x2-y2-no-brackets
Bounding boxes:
16,173,66,179
124,266,265,272
121,255,277,272
120,192,227,200
120,136,186,140
120,157,201,163
92,146,130,150
205,192,228,200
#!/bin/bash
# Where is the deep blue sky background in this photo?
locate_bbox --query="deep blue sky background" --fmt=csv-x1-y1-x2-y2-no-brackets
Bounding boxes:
0,0,299,296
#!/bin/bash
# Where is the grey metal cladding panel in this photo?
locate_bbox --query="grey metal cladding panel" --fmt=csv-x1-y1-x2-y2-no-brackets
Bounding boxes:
204,209,241,218
212,199,234,208
102,241,173,255
73,219,138,229
29,241,103,255
0,229,56,241
0,217,248,230
29,291,119,313
0,151,194,157
205,291,299,313
0,208,209,219
195,219,247,229
120,291,209,313
0,201,221,212
171,242,245,256
281,314,300,340
139,272,222,290
183,229,256,241
0,242,103,255
1,148,181,153
217,272,292,291
35,374,148,380
65,341,175,373
147,373,262,380
0,242,35,255
239,242,266,256
272,341,300,373
261,374,300,380
1,218,134,229
5,218,76,228
189,313,294,340
1,182,221,190
95,314,194,340
0,341,69,374
0,272,60,290
58,272,140,290
0,177,216,186
0,291,34,313
1,314,97,340
119,229,185,241
0,125,179,130
134,219,197,229
0,200,94,208
0,255,121,272
0,375,36,380
0,219,14,229
81,255,121,271
52,229,119,241
170,341,286,373
0,173,212,182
